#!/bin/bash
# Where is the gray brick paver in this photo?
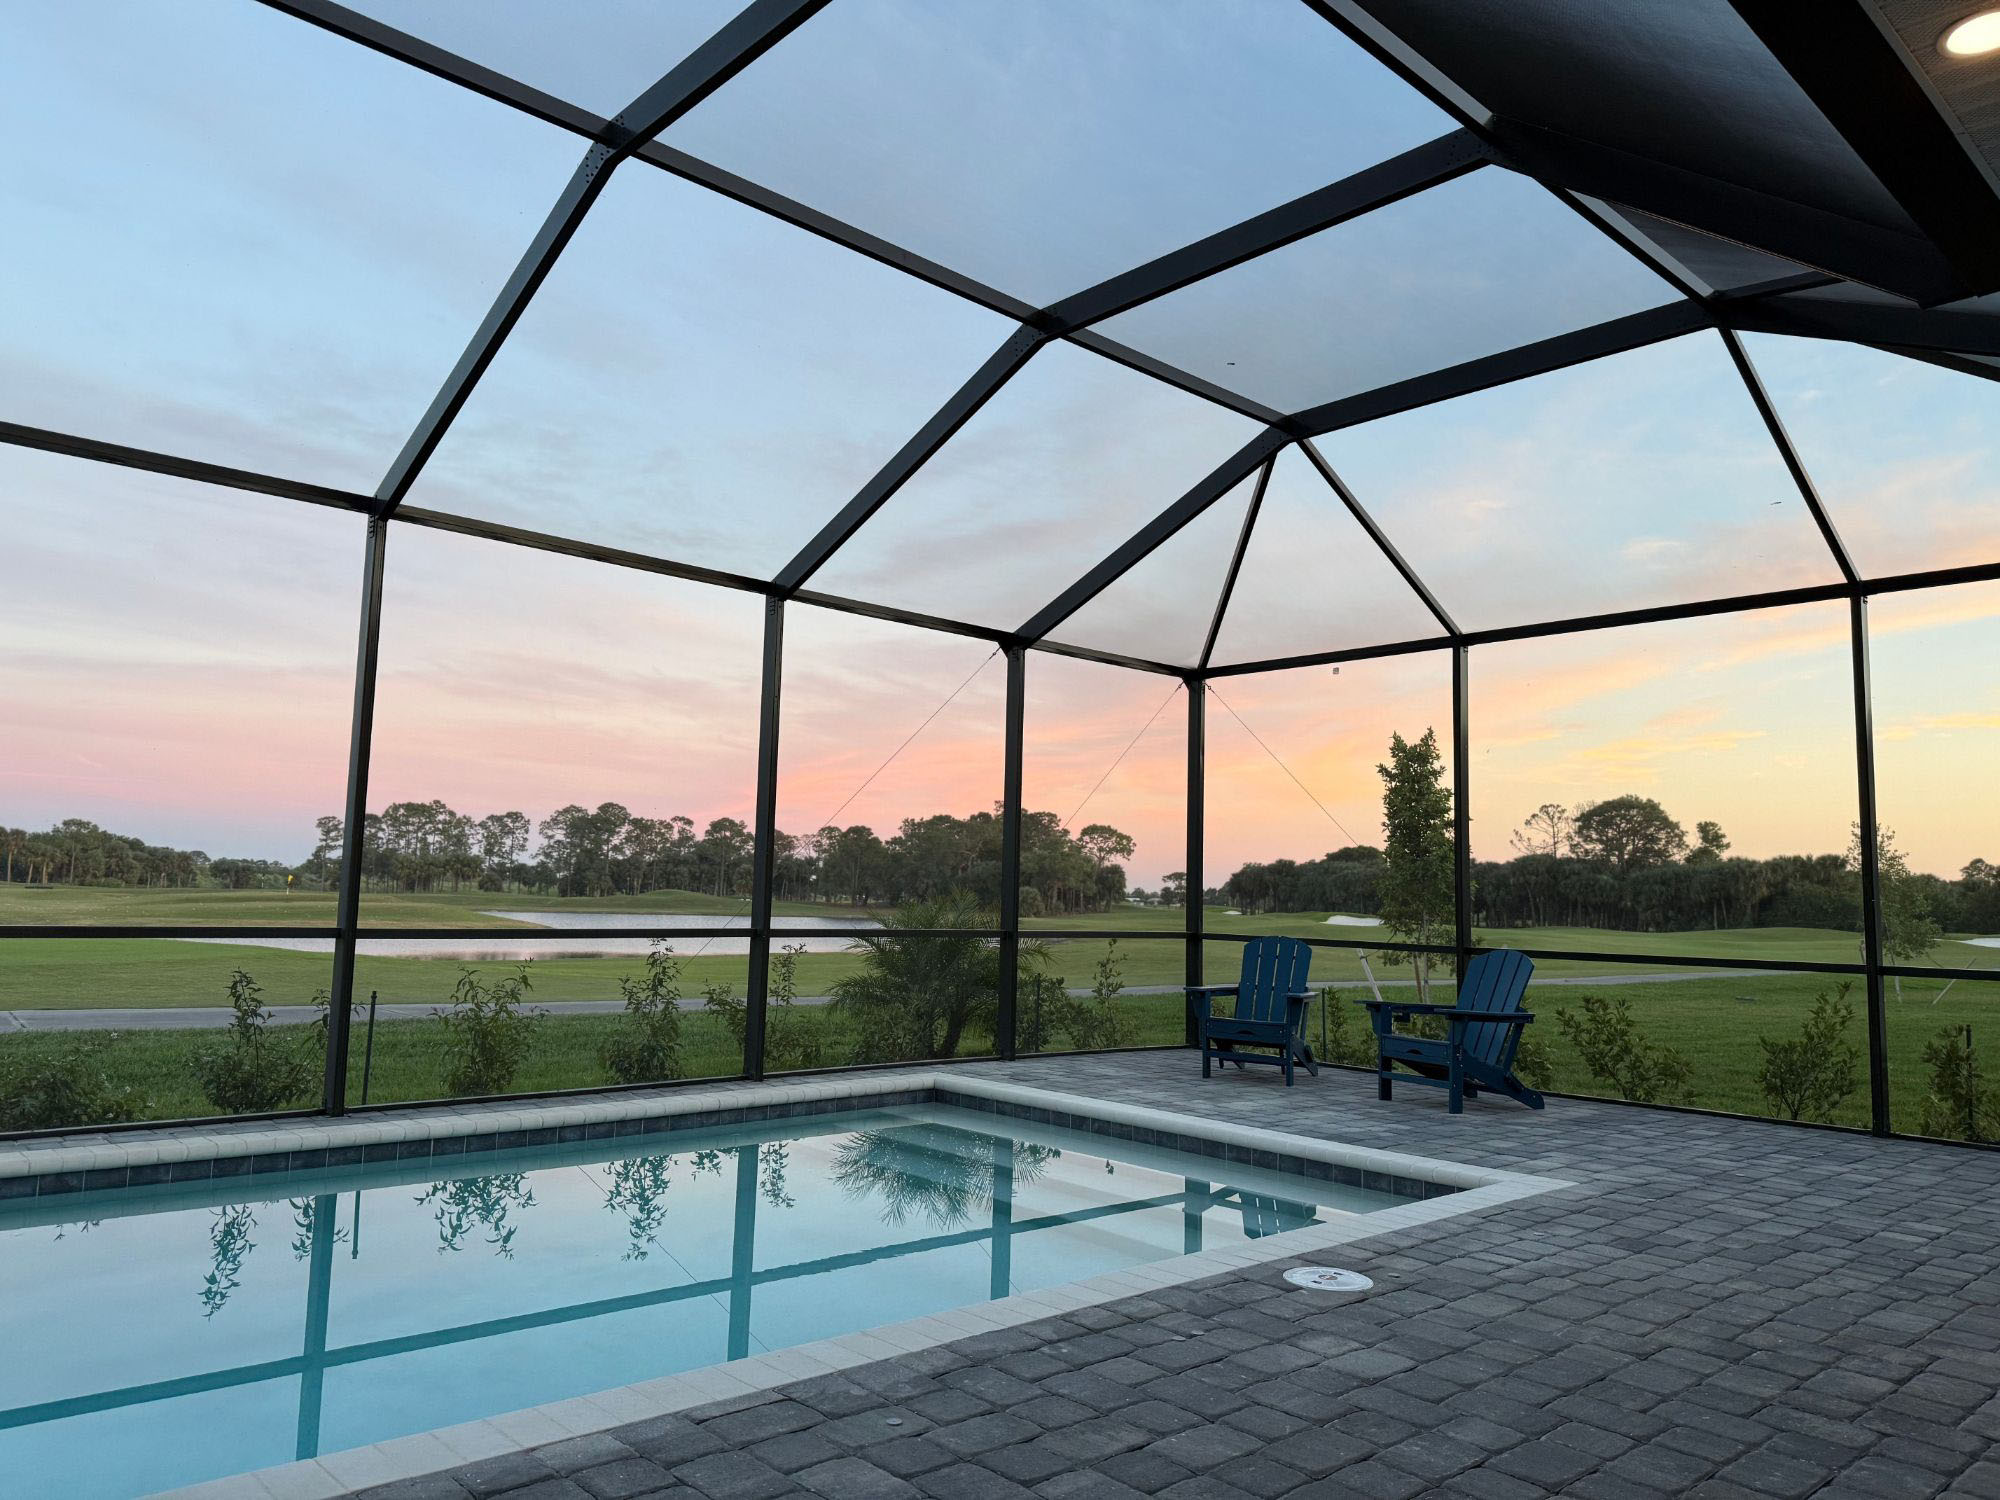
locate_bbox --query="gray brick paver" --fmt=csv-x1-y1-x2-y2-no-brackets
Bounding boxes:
315,1057,2000,1500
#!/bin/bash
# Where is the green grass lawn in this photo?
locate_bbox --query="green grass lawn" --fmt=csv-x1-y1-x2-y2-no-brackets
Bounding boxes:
6,888,1998,1144
0,884,871,927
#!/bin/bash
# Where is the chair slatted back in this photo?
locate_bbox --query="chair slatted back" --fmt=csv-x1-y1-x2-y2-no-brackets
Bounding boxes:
1236,937,1312,1026
1456,950,1535,1067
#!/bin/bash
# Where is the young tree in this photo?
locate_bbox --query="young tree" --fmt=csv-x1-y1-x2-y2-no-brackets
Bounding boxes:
1570,796,1687,873
435,966,542,1096
193,970,321,1114
1849,823,1942,995
1376,729,1455,1002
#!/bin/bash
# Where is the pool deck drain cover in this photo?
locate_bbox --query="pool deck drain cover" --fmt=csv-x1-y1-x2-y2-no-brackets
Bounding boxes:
1284,1266,1373,1292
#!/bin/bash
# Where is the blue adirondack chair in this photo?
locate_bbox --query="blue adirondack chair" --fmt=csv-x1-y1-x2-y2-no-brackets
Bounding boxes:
1188,937,1319,1086
1364,949,1541,1113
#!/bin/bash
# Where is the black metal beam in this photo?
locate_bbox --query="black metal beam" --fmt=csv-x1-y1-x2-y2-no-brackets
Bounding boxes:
1201,557,2000,679
1452,645,1473,978
1719,293,2000,359
0,420,373,513
1296,440,1459,636
635,141,1039,321
1289,302,1711,438
1719,327,1858,584
743,597,785,1080
324,518,388,1115
1018,428,1291,644
373,0,832,516
1198,456,1276,671
408,505,1183,676
1849,594,1892,1135
1201,633,1457,680
1045,131,1487,331
996,648,1026,1058
1068,329,1289,427
1727,0,2000,301
596,0,829,151
1030,637,1187,679
1881,345,2000,388
1185,680,1206,1045
394,506,773,595
258,0,600,135
774,328,1049,593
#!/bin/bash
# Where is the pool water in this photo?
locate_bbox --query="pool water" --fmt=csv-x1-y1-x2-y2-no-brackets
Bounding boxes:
0,1104,1402,1498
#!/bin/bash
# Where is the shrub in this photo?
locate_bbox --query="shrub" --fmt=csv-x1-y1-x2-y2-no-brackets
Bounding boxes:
1013,942,1131,1054
701,946,827,1073
192,969,320,1115
435,965,540,1098
1552,992,1694,1105
600,940,686,1085
1917,1024,2000,1142
1072,941,1135,1051
1511,1028,1555,1092
1755,985,1861,1122
766,944,827,1071
1314,990,1376,1068
0,1036,146,1131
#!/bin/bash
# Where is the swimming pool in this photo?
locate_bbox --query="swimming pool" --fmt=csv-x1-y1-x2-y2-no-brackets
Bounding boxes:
1,1097,1441,1499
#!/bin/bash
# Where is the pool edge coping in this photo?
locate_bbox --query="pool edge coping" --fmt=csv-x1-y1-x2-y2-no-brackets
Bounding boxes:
83,1069,1569,1500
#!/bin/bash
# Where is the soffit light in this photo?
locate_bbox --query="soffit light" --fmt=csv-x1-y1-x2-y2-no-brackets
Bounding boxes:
1942,10,2000,57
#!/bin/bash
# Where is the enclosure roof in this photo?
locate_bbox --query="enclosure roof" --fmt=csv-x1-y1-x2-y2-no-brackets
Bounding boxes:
7,0,2000,676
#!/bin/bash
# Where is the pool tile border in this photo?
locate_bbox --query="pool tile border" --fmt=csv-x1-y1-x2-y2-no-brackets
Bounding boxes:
0,1079,1469,1207
18,1069,1567,1500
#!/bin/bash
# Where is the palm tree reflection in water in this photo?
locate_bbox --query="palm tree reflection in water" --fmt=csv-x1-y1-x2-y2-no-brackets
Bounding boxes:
830,1123,1057,1230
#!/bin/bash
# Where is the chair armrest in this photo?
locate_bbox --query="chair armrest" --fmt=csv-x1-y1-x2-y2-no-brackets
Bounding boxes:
1362,999,1460,1013
1186,985,1239,997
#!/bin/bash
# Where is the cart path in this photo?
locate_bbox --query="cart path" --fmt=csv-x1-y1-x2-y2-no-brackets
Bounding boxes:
0,969,1790,1032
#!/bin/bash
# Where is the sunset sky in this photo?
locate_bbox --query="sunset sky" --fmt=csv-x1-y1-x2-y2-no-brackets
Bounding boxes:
2,2,1997,891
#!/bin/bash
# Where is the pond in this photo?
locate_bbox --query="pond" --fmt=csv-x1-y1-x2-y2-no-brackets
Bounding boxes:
178,913,880,960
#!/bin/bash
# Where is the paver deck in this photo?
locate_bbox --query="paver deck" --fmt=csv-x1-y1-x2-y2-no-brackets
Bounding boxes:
322,1052,2000,1499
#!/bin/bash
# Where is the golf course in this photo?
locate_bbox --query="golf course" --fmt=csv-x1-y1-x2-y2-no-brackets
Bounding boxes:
3,884,1993,1138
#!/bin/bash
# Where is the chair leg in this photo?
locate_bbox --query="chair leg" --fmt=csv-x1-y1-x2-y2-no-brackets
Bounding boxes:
1448,1059,1464,1114
1377,1059,1393,1102
1283,1049,1294,1087
1201,1038,1211,1078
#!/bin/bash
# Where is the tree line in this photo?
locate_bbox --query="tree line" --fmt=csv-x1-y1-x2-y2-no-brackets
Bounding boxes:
5,802,1142,917
0,818,290,891
1218,790,2000,941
